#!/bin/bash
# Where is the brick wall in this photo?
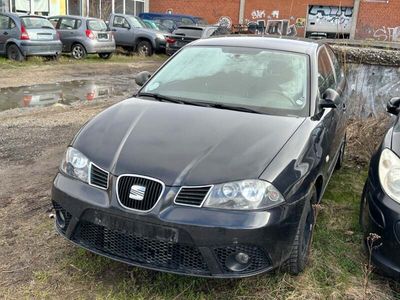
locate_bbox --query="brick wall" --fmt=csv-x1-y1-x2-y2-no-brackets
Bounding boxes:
356,1,400,41
150,0,400,41
149,0,241,24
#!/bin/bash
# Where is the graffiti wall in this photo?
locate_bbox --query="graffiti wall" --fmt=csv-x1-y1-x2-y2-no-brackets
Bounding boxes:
306,6,353,35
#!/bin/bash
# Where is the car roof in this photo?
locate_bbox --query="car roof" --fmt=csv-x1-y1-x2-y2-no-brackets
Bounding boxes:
176,25,217,30
191,36,323,54
49,15,102,21
140,12,199,18
1,12,46,19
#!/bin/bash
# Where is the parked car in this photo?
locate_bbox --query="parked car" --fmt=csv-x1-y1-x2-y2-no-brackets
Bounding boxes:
139,12,207,33
108,14,166,56
166,25,230,55
360,98,400,279
142,19,169,33
48,16,115,60
51,37,347,277
0,13,62,61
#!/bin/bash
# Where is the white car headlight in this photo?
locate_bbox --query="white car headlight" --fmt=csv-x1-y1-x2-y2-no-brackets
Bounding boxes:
203,179,284,210
60,147,90,183
379,148,400,203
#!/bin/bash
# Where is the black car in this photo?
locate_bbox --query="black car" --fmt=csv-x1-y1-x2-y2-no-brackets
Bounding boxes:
360,98,400,279
52,37,347,278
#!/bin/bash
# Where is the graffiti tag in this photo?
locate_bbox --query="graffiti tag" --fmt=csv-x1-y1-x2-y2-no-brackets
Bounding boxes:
251,10,266,20
373,26,400,42
217,16,232,29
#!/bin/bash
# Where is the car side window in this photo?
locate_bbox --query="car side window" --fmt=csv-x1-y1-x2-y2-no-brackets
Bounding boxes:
317,47,336,94
59,18,76,30
181,18,193,25
326,46,342,83
113,16,129,28
49,18,59,28
0,15,9,30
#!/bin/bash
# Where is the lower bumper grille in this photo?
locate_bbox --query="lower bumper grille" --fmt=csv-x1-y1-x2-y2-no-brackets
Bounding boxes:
214,244,270,273
52,201,72,233
72,221,209,275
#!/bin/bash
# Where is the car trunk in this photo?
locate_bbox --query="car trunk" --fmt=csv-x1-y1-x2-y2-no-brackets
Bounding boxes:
87,19,113,42
167,27,204,48
20,17,58,41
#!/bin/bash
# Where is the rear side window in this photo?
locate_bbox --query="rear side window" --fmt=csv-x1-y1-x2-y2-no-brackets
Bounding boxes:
59,18,80,30
318,47,336,94
0,15,11,30
181,17,194,25
87,19,107,31
21,17,54,29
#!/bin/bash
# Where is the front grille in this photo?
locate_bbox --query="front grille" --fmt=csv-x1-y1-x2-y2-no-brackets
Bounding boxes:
89,163,109,189
73,221,209,274
174,186,212,206
117,175,164,211
52,201,72,233
214,245,270,273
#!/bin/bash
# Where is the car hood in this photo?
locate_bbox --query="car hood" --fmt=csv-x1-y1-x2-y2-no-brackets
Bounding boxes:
73,98,305,186
136,27,163,36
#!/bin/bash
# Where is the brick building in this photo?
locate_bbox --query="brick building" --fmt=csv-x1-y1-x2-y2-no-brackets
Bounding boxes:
150,0,400,41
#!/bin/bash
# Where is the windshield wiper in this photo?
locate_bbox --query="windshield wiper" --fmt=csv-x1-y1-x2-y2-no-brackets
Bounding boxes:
137,92,209,107
205,103,264,114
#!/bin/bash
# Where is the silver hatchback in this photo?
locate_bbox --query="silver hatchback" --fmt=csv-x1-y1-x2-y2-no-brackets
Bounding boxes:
49,16,116,60
0,13,62,61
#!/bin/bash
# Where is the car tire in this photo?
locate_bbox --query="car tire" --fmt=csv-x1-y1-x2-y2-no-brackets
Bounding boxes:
71,44,87,60
7,44,25,62
98,52,113,59
137,40,153,56
335,135,346,170
283,187,316,275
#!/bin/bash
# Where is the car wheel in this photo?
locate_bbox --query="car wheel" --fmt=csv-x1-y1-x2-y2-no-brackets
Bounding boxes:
7,44,25,62
98,52,113,59
283,188,316,275
335,135,346,170
137,41,153,56
71,44,87,60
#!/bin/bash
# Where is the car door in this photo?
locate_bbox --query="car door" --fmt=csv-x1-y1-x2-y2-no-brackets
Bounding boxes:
58,17,79,52
317,46,342,175
0,15,17,54
111,16,132,46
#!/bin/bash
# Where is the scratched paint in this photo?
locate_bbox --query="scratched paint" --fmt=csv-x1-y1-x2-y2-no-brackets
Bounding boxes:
343,64,400,118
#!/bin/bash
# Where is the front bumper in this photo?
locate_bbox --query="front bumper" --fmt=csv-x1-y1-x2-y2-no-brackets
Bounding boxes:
20,40,62,56
52,172,304,278
362,155,400,279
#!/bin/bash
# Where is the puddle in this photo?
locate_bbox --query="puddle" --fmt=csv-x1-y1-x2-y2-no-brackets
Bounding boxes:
0,75,138,112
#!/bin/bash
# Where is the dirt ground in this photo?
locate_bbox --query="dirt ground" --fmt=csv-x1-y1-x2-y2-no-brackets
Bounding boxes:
0,60,161,88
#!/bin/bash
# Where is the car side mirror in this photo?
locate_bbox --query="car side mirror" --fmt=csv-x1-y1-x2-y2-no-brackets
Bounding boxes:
135,71,152,86
320,88,339,109
387,97,400,115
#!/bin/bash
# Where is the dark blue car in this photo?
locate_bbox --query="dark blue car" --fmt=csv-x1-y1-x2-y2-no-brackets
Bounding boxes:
139,12,207,33
360,97,400,279
52,37,347,278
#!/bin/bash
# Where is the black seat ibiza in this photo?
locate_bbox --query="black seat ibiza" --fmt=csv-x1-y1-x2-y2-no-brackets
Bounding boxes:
52,37,347,278
360,97,400,279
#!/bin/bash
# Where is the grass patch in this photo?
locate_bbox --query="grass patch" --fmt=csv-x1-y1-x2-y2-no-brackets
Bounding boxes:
0,53,167,69
49,165,392,299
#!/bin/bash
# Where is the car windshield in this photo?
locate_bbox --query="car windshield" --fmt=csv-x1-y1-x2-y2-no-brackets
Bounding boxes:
127,16,146,28
141,46,309,117
21,17,54,29
87,19,107,31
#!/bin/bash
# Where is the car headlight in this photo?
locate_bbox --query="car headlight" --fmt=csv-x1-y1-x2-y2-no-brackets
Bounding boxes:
156,33,166,40
203,180,284,210
379,148,400,203
60,147,90,183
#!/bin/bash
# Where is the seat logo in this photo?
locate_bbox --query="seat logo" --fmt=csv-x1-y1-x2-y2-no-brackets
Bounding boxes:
129,185,146,201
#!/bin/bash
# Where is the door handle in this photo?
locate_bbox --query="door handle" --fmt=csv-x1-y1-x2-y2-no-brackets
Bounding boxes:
342,103,347,112
3,32,8,35
111,29,117,32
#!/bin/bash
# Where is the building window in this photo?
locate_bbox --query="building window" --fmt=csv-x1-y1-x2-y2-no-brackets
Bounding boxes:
100,0,112,20
89,0,100,17
12,0,30,13
135,0,143,15
68,0,80,15
114,0,122,13
0,0,10,12
34,0,49,15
